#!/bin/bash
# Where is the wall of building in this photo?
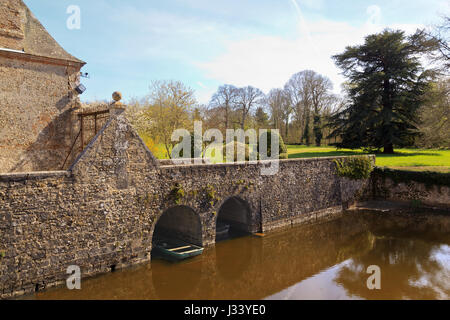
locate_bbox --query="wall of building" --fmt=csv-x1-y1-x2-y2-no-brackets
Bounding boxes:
0,111,371,298
0,0,27,51
0,55,82,173
0,0,85,173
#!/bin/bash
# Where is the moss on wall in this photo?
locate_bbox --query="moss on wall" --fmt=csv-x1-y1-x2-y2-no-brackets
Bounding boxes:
169,183,185,205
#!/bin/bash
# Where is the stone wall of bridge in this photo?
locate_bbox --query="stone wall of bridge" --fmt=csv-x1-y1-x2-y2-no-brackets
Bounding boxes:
0,111,371,298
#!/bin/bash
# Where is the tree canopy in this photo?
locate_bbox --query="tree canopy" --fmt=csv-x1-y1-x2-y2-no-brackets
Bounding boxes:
328,29,438,153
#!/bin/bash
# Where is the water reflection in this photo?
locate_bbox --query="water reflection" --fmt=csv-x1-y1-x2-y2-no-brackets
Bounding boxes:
30,211,450,300
334,238,450,299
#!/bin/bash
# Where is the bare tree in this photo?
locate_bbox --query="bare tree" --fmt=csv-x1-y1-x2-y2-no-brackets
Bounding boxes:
209,84,239,130
235,86,265,129
284,72,306,135
431,16,450,70
284,70,333,145
416,77,450,148
310,73,333,146
266,88,292,139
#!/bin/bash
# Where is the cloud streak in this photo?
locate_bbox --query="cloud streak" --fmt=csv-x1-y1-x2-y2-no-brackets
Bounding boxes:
197,3,424,98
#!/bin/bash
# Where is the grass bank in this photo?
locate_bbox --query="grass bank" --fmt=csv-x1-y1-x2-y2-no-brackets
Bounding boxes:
287,145,450,172
144,141,450,172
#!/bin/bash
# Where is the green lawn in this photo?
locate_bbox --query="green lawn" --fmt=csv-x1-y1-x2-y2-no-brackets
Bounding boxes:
149,142,450,172
287,145,450,172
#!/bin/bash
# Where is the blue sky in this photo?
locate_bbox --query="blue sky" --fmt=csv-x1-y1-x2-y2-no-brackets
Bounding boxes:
24,0,449,103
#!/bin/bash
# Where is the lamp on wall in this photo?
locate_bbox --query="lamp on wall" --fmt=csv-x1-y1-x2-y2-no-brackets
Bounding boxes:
75,84,86,94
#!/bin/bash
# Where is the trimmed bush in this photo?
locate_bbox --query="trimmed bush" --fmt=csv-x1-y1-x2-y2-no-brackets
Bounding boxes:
257,129,288,159
223,141,251,162
334,156,374,180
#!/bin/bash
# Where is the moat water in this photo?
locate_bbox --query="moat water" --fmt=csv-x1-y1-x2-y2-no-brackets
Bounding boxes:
29,210,449,300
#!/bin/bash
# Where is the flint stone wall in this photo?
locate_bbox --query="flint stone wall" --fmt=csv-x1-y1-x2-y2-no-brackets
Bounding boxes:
0,112,371,298
368,171,450,208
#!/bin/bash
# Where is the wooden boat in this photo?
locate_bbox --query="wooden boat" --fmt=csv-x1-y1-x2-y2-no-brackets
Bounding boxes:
215,221,230,240
153,238,204,261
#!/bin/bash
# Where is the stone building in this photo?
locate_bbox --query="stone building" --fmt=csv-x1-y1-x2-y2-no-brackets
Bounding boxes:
0,0,86,173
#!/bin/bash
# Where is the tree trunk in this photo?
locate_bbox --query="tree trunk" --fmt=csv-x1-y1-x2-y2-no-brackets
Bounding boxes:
383,143,394,154
285,121,289,141
225,105,229,130
240,107,246,129
382,78,394,154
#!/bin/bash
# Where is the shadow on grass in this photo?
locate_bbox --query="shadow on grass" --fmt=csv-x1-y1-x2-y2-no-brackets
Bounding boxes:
289,150,366,159
375,152,441,158
288,150,441,159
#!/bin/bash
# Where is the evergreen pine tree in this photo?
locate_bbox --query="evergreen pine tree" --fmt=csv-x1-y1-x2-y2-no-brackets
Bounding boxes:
329,29,437,153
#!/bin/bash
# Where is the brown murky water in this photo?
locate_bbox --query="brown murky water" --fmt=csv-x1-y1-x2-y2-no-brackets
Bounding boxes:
29,210,450,300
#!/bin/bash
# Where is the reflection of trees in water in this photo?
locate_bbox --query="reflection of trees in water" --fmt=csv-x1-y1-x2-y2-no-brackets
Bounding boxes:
34,263,156,300
33,211,450,300
367,211,450,244
334,235,450,299
188,214,376,299
336,232,376,262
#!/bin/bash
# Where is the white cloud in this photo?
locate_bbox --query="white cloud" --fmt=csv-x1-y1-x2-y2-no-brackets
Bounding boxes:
195,87,217,105
90,1,432,104
197,4,424,96
105,5,234,63
297,0,325,10
197,81,207,89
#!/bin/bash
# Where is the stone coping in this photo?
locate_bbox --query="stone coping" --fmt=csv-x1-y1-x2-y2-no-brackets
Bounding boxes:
0,170,71,182
0,155,376,181
159,155,376,169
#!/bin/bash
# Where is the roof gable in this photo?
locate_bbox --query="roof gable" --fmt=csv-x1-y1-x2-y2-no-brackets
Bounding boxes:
0,0,85,65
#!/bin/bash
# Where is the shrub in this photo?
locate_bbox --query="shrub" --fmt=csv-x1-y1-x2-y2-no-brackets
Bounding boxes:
334,156,374,180
257,129,288,159
140,134,168,159
223,141,251,162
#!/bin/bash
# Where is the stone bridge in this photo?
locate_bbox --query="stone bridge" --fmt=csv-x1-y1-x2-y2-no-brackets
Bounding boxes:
0,110,371,298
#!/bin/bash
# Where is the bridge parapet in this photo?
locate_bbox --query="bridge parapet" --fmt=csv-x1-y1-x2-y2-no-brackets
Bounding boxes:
0,111,372,299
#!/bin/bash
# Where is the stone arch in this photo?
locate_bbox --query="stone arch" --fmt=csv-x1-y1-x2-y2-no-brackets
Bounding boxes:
215,196,255,241
151,205,203,251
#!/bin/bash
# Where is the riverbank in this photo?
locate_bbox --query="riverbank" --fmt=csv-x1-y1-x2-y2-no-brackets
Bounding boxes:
364,167,450,209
